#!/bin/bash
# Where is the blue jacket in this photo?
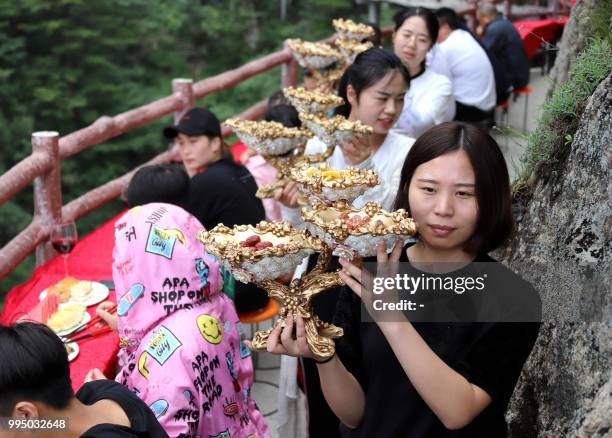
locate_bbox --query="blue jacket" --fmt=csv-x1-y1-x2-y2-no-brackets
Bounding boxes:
483,16,530,91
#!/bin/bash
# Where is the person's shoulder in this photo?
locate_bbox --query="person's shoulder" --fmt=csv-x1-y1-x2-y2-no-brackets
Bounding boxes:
423,69,453,88
76,379,131,403
385,128,415,151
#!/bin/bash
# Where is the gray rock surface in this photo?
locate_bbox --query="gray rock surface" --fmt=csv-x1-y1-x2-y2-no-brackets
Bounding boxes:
501,71,611,436
546,0,598,97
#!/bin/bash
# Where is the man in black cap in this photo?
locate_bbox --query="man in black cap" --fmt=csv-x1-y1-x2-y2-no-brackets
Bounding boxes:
163,107,269,313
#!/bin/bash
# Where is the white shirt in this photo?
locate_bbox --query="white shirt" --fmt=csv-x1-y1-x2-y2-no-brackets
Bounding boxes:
397,69,455,138
281,129,415,226
428,29,496,111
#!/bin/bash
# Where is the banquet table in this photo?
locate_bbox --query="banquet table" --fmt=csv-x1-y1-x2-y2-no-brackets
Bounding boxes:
1,212,125,392
513,17,568,60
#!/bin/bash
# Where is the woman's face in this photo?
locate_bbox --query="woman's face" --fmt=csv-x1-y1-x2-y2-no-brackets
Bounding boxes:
347,70,407,135
177,133,220,175
408,149,479,253
393,16,433,73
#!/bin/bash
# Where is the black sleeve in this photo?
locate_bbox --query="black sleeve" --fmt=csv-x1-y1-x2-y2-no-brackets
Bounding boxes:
452,321,540,410
333,286,365,384
187,175,217,230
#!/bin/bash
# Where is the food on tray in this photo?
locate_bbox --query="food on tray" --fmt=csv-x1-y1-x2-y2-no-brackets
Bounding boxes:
304,165,366,182
47,303,86,333
47,277,79,302
65,343,75,355
70,280,93,301
26,294,60,324
238,234,287,251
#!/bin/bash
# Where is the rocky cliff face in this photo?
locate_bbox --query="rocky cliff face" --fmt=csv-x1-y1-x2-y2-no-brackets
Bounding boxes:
546,0,597,96
502,70,611,436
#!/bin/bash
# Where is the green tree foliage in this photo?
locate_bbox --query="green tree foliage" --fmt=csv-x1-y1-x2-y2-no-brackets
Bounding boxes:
0,0,368,294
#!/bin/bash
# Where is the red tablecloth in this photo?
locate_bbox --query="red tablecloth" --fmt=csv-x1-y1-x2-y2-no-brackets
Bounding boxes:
1,212,126,392
514,18,567,60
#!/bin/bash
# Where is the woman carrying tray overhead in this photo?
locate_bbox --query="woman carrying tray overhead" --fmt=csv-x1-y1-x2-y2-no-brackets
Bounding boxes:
262,122,541,437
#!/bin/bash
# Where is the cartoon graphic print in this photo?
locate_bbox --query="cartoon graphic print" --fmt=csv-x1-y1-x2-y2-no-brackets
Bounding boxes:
149,399,169,418
195,257,210,287
197,314,223,344
223,396,240,420
236,322,251,358
145,224,184,259
225,350,241,392
117,283,145,316
138,351,149,379
183,390,198,409
145,326,182,365
155,227,186,245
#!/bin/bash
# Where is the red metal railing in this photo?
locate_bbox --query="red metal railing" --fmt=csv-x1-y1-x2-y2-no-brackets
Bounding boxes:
0,42,300,279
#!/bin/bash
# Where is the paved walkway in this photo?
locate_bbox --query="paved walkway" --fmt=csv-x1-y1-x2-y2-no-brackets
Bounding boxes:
492,68,549,182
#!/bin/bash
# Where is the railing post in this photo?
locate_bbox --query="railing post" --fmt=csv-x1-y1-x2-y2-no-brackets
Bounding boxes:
172,78,195,123
32,131,62,267
281,40,298,89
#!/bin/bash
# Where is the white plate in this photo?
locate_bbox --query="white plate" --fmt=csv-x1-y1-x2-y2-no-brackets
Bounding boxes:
40,281,110,307
65,341,79,362
54,310,92,337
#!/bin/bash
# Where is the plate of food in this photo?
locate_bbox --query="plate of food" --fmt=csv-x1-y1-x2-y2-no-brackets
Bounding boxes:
197,221,326,283
40,278,109,307
46,303,91,337
65,341,79,362
302,201,418,259
292,164,379,204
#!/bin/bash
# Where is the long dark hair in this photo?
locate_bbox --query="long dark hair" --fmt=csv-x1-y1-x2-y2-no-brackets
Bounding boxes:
393,122,514,254
334,47,410,117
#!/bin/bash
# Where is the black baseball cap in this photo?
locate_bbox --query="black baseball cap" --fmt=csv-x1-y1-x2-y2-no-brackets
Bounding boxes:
163,107,222,139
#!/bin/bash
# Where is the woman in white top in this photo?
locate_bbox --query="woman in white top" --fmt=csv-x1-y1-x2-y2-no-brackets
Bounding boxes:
393,7,455,138
278,47,415,224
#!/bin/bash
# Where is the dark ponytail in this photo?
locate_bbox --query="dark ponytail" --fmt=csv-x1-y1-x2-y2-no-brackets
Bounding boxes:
334,47,410,117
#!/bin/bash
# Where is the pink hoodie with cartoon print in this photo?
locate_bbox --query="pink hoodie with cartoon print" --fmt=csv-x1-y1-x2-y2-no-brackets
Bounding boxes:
112,203,269,438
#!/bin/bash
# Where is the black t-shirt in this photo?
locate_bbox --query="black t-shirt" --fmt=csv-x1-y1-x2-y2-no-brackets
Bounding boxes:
186,157,268,313
76,380,168,437
186,158,265,231
334,247,541,437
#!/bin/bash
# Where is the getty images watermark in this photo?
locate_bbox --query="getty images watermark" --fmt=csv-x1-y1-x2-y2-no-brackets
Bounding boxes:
360,261,609,323
360,262,541,323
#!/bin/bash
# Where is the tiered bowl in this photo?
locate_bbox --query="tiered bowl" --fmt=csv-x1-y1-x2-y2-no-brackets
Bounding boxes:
197,221,345,361
286,39,342,69
291,164,379,204
299,113,373,146
224,118,311,156
197,221,325,284
302,201,418,259
335,38,373,64
332,18,375,41
283,87,344,115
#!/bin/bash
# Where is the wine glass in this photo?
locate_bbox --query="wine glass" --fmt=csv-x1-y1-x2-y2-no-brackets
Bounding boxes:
50,222,78,277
